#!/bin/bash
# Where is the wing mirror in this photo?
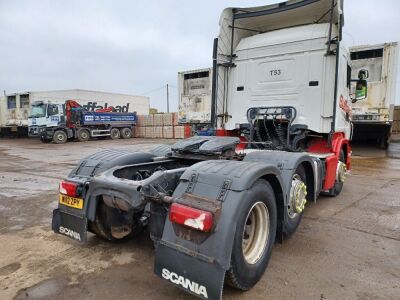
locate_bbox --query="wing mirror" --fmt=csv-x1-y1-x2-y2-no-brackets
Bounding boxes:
352,69,369,102
358,69,369,80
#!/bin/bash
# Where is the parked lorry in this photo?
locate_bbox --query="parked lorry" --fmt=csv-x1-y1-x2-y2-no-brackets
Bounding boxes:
350,43,399,148
178,68,214,135
0,89,149,137
51,0,369,299
29,100,137,143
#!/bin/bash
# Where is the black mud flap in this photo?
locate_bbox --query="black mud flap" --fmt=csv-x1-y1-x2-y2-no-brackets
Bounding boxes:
154,243,225,300
52,209,88,243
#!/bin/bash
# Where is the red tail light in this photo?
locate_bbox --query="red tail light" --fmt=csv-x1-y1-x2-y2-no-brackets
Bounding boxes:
59,181,77,197
169,203,213,232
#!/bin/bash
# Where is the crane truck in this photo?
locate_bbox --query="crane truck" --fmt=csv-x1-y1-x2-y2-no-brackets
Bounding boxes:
28,100,136,143
51,0,369,299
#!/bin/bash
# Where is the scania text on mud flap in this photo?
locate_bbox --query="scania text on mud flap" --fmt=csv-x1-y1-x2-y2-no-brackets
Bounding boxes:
161,268,209,298
51,0,368,299
58,226,82,242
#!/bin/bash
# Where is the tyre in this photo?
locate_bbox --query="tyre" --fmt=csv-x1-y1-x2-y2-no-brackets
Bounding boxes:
379,136,389,149
110,128,120,140
226,179,277,290
284,164,307,236
40,136,52,143
327,150,345,197
53,130,67,144
120,127,133,139
77,129,90,142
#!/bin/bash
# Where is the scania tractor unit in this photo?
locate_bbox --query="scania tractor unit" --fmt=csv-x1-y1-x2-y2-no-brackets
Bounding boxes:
28,100,137,143
51,0,369,299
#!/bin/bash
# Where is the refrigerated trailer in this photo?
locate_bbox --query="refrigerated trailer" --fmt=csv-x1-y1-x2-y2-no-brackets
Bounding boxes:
0,93,31,136
178,68,212,124
178,68,214,135
350,43,399,148
51,0,369,299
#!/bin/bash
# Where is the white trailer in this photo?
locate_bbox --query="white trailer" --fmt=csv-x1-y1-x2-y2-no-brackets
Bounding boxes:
0,89,150,136
350,43,399,148
0,93,31,136
178,68,213,126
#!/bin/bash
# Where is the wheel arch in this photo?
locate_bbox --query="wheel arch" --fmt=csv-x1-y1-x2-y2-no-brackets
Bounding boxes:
260,173,285,240
300,160,316,203
332,132,351,169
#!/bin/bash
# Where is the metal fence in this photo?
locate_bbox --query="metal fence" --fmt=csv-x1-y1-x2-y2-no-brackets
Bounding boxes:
394,106,400,133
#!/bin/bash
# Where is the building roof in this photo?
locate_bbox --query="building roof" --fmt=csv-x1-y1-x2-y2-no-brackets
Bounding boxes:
4,88,147,98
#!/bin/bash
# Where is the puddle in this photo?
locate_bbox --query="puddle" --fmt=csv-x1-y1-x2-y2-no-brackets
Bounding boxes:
14,278,69,300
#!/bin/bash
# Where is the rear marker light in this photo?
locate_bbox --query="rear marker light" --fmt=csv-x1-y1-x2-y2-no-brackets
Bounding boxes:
59,181,78,197
169,203,213,232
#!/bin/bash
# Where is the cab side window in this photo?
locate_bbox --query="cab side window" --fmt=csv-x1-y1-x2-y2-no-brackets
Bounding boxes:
47,104,59,116
7,96,16,109
347,64,352,89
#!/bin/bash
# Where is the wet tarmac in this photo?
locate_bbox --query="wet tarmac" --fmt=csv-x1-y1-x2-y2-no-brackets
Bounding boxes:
0,138,399,300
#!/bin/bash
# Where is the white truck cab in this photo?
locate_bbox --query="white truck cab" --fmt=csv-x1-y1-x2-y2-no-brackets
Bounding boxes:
213,0,360,144
224,23,352,139
28,101,65,137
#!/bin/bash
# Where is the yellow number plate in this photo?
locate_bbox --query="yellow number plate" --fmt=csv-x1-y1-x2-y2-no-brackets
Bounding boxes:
59,194,84,209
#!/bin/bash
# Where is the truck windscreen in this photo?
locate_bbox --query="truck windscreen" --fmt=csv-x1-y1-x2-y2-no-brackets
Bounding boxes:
30,105,46,117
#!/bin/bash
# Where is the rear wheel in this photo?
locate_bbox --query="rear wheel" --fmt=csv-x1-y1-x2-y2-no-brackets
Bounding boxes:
40,136,52,143
77,129,90,142
226,179,277,290
120,127,133,139
379,136,389,149
53,130,67,144
110,128,120,140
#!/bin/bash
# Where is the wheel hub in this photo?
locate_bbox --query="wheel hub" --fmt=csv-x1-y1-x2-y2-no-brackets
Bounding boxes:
337,161,347,183
288,175,307,218
242,202,269,265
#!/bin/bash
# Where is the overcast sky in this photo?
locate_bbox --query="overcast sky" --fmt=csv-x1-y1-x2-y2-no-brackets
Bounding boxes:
1,0,400,110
